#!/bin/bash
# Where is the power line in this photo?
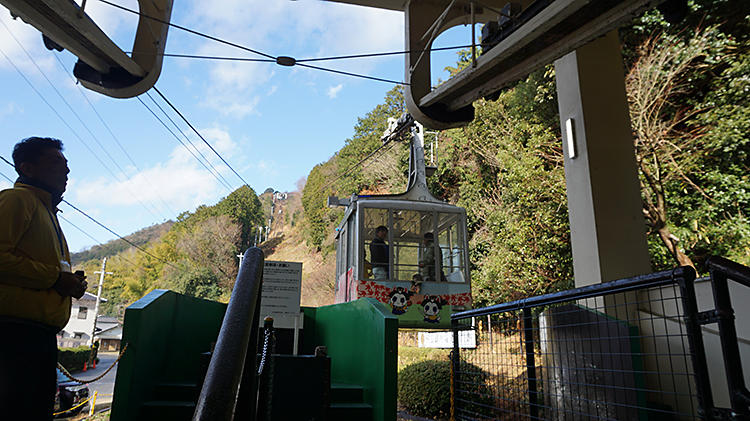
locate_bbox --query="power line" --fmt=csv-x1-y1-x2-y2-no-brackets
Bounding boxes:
152,86,250,188
52,55,178,217
57,213,140,269
60,200,180,270
97,0,409,86
0,21,168,221
135,96,234,192
297,62,406,85
126,44,474,63
143,91,235,190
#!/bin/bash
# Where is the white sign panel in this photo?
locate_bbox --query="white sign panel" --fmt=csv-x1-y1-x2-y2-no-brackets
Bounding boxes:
418,330,477,349
259,261,302,329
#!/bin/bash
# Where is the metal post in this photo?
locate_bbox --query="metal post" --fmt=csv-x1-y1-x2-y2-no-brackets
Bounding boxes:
91,257,112,346
487,314,493,351
522,308,538,419
677,272,715,418
451,318,461,420
470,1,476,68
709,268,750,416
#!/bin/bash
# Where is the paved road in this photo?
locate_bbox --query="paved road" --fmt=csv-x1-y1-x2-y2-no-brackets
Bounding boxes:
73,352,119,407
58,352,119,419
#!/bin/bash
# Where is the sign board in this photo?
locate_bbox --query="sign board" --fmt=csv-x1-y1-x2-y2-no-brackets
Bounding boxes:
259,261,302,329
418,330,476,349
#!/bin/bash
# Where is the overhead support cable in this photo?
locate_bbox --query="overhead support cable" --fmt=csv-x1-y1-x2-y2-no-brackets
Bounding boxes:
0,155,179,269
296,62,407,85
125,44,474,63
135,96,234,193
98,0,409,86
52,55,178,217
152,87,250,187
143,92,235,190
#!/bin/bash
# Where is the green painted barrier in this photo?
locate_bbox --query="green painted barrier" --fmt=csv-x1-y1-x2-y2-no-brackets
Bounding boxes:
303,298,398,421
110,289,226,421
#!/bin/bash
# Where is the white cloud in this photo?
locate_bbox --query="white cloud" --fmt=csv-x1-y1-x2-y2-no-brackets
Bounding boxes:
0,102,22,119
327,84,343,98
71,127,240,211
0,13,56,74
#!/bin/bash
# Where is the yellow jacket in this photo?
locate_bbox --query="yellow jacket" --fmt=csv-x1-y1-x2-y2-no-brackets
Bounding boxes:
0,182,71,330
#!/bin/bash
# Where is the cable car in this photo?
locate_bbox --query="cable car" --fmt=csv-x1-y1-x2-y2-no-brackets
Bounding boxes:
330,115,471,328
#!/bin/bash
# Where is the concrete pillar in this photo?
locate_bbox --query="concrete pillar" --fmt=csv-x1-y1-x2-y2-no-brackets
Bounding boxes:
554,31,651,287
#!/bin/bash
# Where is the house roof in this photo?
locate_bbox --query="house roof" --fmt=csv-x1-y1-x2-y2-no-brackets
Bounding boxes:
96,325,122,340
97,315,119,324
74,292,108,303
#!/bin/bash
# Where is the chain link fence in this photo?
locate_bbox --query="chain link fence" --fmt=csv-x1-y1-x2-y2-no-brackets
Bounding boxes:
450,266,713,420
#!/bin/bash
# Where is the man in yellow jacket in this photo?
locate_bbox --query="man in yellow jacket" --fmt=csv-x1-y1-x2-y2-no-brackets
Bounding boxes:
0,137,87,420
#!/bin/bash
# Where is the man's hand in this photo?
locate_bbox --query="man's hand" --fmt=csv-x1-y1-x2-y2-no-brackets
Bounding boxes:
53,271,87,299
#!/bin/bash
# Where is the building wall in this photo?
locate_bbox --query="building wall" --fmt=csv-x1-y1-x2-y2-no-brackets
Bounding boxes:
60,298,97,346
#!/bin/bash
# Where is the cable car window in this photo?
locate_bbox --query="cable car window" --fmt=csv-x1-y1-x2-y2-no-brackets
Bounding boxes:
391,209,434,282
438,214,466,283
363,208,389,279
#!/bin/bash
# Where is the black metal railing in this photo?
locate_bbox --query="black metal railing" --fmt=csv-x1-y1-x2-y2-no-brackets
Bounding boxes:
450,266,713,420
193,247,265,421
705,257,750,419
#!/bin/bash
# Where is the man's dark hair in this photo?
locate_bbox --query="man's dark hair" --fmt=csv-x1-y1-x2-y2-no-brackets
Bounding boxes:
12,137,64,175
375,225,388,234
424,232,434,240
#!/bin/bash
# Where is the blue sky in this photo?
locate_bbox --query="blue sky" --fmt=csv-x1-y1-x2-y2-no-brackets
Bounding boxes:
0,0,471,252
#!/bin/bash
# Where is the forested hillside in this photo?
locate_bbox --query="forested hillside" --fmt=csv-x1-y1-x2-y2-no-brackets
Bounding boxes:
71,221,173,265
76,185,266,316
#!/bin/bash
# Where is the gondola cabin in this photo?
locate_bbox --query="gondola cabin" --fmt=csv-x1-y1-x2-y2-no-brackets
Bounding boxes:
331,115,471,328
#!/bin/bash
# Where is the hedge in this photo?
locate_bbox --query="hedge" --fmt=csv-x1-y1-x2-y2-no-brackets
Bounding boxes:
58,346,96,372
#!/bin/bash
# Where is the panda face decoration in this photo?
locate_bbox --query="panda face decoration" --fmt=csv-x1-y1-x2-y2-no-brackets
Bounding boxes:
420,295,446,323
388,287,414,315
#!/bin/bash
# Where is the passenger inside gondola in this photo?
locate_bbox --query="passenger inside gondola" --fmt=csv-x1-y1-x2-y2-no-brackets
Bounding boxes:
419,232,444,282
370,225,389,280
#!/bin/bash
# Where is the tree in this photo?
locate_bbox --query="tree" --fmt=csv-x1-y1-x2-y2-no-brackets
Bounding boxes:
177,215,242,289
626,24,750,269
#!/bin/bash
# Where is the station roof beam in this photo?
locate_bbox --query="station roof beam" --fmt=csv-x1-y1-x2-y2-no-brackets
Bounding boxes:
0,0,172,98
328,0,677,129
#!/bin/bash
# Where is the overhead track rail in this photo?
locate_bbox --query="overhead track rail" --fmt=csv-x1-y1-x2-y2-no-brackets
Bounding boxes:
328,0,678,129
0,0,172,98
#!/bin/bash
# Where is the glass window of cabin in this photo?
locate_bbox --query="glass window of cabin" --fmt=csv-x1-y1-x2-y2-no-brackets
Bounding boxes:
391,209,435,282
347,217,356,271
336,224,347,290
438,212,467,283
362,208,388,279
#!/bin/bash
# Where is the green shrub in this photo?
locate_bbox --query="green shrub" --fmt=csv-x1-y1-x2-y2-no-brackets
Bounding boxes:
398,346,450,370
58,346,93,372
398,359,492,419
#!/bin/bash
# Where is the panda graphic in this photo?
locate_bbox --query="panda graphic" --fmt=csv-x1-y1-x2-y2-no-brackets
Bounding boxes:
388,287,414,315
420,296,446,323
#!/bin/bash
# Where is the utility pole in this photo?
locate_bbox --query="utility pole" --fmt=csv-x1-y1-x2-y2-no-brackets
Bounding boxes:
91,257,113,346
